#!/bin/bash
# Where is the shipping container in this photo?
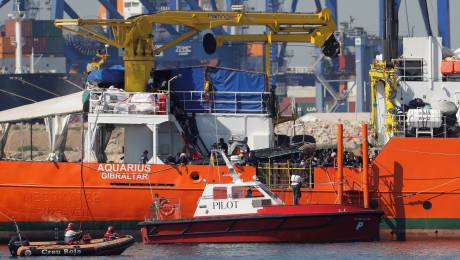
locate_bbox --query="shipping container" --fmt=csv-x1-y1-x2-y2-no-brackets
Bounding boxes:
247,43,263,57
0,36,15,53
0,36,35,54
0,53,15,58
5,19,33,37
32,20,62,38
31,37,48,53
46,36,65,53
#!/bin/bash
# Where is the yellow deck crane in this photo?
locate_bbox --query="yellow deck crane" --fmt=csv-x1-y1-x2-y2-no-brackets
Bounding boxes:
55,8,339,92
369,0,399,143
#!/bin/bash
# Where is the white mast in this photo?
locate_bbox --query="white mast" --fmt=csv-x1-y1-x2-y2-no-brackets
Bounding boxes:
11,1,25,74
30,47,34,73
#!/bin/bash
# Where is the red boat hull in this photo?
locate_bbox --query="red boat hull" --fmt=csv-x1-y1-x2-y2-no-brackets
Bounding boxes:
140,205,383,243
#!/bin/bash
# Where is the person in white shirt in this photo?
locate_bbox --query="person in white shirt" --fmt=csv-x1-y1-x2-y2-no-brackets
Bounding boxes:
64,223,79,243
291,173,302,205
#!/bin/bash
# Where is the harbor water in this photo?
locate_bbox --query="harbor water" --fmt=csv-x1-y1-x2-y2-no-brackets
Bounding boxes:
1,240,460,259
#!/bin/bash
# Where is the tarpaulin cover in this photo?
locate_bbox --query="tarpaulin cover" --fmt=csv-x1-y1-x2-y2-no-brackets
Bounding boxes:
87,65,124,86
164,66,266,113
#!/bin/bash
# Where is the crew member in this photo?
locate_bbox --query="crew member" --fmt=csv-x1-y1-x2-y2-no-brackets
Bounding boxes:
291,173,302,205
218,138,228,155
246,188,253,198
64,223,79,244
103,226,119,240
178,152,188,165
140,150,149,164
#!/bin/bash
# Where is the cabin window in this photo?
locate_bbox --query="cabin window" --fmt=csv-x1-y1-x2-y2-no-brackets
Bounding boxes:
213,187,227,199
231,186,246,199
231,186,264,199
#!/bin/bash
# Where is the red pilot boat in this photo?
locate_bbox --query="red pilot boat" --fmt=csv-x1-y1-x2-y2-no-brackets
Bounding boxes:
139,152,383,243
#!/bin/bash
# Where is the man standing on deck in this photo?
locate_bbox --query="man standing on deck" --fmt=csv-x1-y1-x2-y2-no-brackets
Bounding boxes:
291,172,302,205
140,150,149,164
218,138,228,155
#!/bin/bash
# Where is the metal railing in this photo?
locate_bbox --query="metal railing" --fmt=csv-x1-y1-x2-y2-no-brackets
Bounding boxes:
173,90,270,114
89,91,168,115
257,162,315,189
393,58,425,81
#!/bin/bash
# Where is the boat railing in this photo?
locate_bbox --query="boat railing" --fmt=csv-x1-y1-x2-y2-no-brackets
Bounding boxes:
257,162,315,189
89,90,169,115
393,58,425,82
172,90,271,114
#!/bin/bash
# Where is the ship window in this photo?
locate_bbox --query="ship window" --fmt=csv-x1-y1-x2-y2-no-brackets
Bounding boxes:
132,2,139,7
231,186,264,199
231,186,245,199
213,187,227,199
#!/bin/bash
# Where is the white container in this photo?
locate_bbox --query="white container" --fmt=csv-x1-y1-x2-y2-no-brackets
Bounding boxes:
407,109,442,129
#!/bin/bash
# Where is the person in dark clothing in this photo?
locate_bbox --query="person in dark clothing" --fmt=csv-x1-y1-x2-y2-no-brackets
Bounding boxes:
218,138,228,154
140,150,149,164
246,188,253,198
245,151,258,166
177,152,188,165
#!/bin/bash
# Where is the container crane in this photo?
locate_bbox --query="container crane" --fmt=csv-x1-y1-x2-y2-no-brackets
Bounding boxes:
55,8,339,92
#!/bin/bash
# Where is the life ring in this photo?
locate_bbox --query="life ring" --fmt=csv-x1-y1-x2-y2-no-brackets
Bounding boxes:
159,199,175,217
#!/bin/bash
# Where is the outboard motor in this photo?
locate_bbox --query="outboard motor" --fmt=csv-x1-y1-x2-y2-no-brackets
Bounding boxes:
8,236,29,257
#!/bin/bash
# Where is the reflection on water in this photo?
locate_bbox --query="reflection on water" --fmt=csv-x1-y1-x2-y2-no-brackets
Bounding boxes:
2,240,460,259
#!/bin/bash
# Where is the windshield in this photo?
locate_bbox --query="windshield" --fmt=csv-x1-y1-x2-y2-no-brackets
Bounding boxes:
258,183,284,205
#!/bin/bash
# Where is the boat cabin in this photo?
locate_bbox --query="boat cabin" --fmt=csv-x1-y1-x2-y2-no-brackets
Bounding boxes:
194,181,284,217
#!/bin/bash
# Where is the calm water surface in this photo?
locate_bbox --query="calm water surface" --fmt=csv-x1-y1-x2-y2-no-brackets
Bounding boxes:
1,240,460,259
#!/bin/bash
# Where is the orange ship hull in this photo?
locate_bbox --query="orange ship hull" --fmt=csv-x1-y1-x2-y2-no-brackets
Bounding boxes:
0,138,459,240
0,161,255,240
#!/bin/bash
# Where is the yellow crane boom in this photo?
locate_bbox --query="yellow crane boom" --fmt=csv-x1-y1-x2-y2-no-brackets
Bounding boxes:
55,8,338,92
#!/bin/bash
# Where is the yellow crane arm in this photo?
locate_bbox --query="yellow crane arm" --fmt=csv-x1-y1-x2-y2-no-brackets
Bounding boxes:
55,8,338,92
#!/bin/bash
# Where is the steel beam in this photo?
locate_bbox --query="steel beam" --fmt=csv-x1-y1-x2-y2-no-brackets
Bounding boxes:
98,0,122,19
325,0,337,21
314,0,321,11
139,0,179,35
210,0,218,10
184,0,225,35
418,0,433,37
277,0,298,70
0,0,11,9
139,0,155,12
51,0,64,19
185,0,200,10
437,0,450,48
63,2,79,19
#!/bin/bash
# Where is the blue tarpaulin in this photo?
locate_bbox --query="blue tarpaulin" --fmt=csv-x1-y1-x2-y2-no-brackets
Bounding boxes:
164,66,266,113
87,65,124,87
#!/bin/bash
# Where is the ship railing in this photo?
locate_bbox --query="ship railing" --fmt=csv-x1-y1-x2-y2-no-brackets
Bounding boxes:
257,162,315,190
172,90,270,114
256,162,367,207
393,58,425,82
390,114,447,138
89,90,169,115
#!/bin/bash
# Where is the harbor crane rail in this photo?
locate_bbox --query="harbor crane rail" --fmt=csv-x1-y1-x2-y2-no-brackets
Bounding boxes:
55,8,338,92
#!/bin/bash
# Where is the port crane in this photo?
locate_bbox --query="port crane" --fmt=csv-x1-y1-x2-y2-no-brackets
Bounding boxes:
55,8,339,92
